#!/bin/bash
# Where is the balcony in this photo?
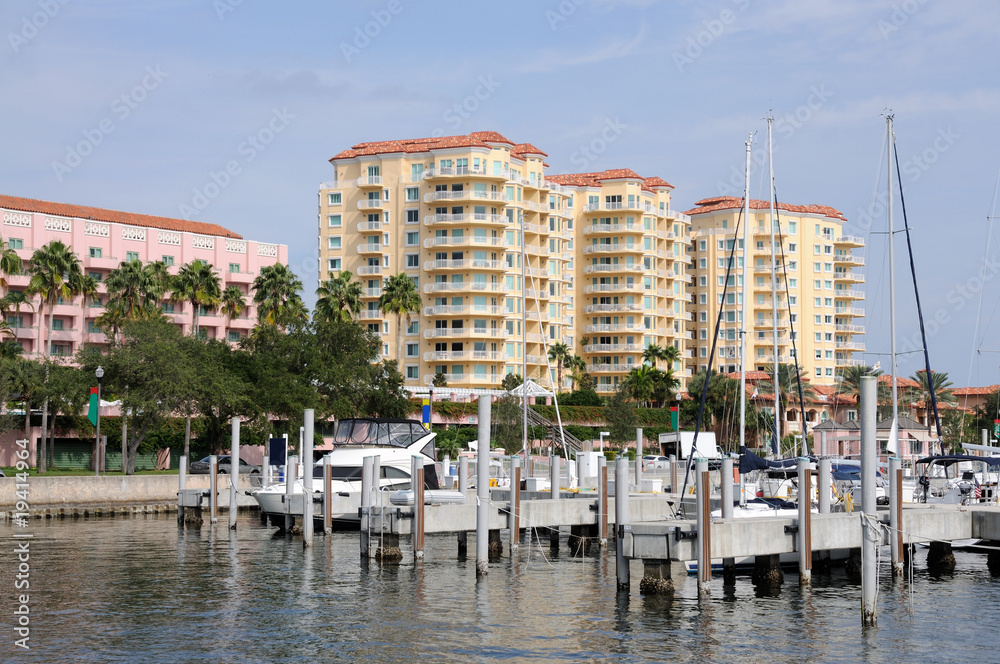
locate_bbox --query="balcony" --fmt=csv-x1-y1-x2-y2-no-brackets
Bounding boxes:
836,341,866,351
588,363,638,373
225,270,255,285
357,199,384,210
583,303,642,314
423,282,507,294
583,264,645,276
521,221,549,235
834,307,866,317
357,310,382,320
834,269,864,283
835,324,865,334
423,190,507,203
423,165,489,180
423,213,508,226
583,344,643,353
834,289,865,300
423,350,505,362
582,223,643,235
357,221,383,232
357,244,383,254
423,327,510,340
357,265,383,276
423,259,506,271
356,175,383,187
423,305,505,316
583,283,642,295
663,209,691,223
833,254,865,266
583,200,661,215
424,236,508,249
584,244,642,255
362,288,382,298
839,358,867,367
835,235,864,247
583,324,644,334
421,373,496,386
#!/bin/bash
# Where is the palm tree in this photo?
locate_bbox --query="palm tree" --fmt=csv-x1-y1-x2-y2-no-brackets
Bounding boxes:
910,369,956,405
377,273,421,363
26,241,82,356
71,273,99,345
220,285,247,326
171,259,222,338
147,259,173,300
567,355,591,391
835,364,882,401
315,271,362,323
100,260,161,342
642,344,665,367
547,341,571,391
0,233,23,295
251,263,304,328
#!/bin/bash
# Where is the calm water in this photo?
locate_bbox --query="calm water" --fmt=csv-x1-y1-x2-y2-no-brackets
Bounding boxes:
4,513,999,663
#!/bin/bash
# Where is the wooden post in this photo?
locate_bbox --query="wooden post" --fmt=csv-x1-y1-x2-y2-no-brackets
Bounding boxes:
302,409,314,548
285,455,297,533
178,455,187,526
509,458,521,552
696,458,711,593
229,418,240,531
323,456,333,534
360,456,374,558
598,456,608,547
209,455,218,524
413,455,425,560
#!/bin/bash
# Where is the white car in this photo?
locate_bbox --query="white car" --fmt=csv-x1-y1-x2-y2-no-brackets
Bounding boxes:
643,455,670,471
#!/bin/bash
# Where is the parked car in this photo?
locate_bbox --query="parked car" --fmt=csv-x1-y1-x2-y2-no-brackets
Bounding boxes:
188,455,260,475
642,455,670,471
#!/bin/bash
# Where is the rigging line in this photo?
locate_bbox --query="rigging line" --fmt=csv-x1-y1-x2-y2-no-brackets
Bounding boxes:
772,187,810,456
963,168,1000,441
893,135,942,446
679,200,746,511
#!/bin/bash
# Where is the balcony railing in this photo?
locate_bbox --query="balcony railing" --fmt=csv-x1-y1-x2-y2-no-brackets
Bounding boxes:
357,199,384,210
357,265,383,276
583,264,644,274
356,175,383,187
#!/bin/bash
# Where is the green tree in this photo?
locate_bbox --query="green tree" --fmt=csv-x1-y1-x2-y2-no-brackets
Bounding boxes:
377,272,421,363
491,394,524,454
26,240,82,356
547,341,571,392
171,259,222,338
71,273,99,346
432,371,448,388
315,270,363,323
251,263,305,329
500,372,523,392
187,337,258,454
836,364,882,401
99,260,162,341
0,233,23,296
606,386,638,449
566,355,592,391
241,321,320,436
220,285,247,327
79,319,198,474
910,369,957,407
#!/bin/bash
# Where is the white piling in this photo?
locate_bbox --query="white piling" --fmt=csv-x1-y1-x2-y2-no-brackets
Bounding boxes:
509,457,521,551
302,410,314,548
263,455,270,486
669,454,677,494
721,457,734,519
360,456,374,558
820,430,828,457
615,457,630,591
818,457,831,513
323,456,333,534
412,455,425,560
598,455,608,547
889,456,903,577
797,457,812,585
459,456,469,495
285,454,297,533
550,455,561,500
178,455,187,525
443,454,451,487
634,427,643,488
476,397,490,578
695,458,710,593
229,419,240,530
860,375,878,626
209,455,218,524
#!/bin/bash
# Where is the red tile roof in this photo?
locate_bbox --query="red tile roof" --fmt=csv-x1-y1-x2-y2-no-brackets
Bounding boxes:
685,196,847,222
953,385,1000,396
511,143,548,158
0,194,241,238
877,374,921,389
331,131,520,161
548,169,673,193
725,370,772,381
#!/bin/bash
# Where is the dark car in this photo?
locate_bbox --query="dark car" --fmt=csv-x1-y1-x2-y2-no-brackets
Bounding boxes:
189,455,260,475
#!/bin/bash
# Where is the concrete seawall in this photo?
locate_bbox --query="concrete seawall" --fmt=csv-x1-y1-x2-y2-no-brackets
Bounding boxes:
0,475,257,515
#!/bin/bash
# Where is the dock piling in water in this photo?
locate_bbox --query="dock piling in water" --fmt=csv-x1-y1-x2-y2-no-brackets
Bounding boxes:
285,455,297,533
322,456,333,534
860,375,878,626
229,418,240,532
695,458,710,594
509,458,521,552
598,456,608,548
721,456,735,585
361,456,373,558
178,455,187,526
890,456,903,577
818,457,831,514
797,457,812,586
615,457,630,591
302,410,314,547
476,396,490,578
413,455,425,560
209,455,218,524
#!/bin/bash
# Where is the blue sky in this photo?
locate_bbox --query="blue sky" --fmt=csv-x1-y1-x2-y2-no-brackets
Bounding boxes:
3,0,1000,387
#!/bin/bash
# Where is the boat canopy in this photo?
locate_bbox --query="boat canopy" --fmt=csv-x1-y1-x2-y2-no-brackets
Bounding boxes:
915,454,1000,468
333,418,431,448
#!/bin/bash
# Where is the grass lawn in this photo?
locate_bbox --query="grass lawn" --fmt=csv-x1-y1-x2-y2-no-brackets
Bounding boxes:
1,468,179,477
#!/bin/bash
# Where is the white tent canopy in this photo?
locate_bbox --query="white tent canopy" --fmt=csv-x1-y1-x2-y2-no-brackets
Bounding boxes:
509,379,552,398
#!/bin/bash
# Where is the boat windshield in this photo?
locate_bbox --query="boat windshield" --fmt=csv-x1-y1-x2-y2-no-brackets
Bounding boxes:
333,418,430,448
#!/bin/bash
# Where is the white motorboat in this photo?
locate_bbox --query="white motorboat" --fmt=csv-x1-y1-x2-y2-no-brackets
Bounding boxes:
911,454,1000,505
253,418,439,530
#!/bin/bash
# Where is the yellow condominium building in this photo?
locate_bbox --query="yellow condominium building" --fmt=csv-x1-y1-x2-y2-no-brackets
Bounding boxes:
318,132,692,393
546,170,693,393
684,196,865,386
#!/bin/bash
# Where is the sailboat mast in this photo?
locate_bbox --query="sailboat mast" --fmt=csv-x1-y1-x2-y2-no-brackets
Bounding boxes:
767,115,781,454
521,210,528,460
740,134,752,453
887,116,899,439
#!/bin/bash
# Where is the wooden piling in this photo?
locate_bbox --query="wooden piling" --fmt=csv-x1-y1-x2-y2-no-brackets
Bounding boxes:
598,456,608,548
209,455,218,524
413,456,425,560
360,456,374,558
177,455,187,526
302,410,314,547
509,458,521,552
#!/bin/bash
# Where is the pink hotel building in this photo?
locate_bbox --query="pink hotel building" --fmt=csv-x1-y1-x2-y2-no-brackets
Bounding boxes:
1,195,288,355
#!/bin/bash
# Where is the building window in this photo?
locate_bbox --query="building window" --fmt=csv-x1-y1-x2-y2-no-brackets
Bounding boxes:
89,247,102,258
52,319,63,331
405,254,419,268
328,214,342,227
228,263,240,273
405,231,419,246
328,236,342,250
88,271,102,282
406,320,419,335
406,209,419,224
8,238,23,249
406,365,419,379
328,258,341,271
159,255,174,267
405,343,419,357
228,331,242,342
328,192,341,205
405,187,419,201
382,321,390,335
126,251,140,262
163,303,175,314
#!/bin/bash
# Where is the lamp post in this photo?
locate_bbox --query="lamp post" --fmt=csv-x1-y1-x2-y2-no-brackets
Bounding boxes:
675,392,681,435
95,366,104,477
599,431,610,454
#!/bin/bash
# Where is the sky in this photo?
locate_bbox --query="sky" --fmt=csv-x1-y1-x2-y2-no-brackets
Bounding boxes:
3,0,1000,387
